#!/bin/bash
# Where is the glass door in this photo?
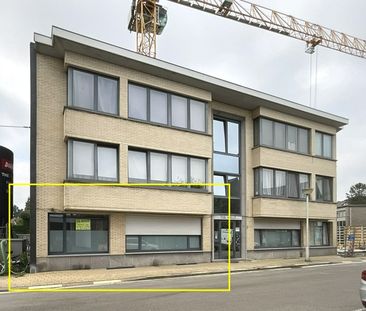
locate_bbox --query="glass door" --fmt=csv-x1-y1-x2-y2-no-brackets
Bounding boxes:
214,220,241,259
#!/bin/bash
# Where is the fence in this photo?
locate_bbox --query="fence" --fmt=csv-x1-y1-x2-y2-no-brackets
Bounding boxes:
337,226,366,251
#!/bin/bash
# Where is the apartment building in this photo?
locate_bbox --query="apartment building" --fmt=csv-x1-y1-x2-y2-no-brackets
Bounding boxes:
30,27,348,271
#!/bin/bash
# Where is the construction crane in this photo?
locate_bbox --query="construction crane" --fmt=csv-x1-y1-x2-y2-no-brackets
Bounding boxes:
128,0,366,59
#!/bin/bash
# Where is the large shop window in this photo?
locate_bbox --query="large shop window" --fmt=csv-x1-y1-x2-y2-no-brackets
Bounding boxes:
68,68,118,115
310,221,329,246
254,117,309,154
49,214,109,255
315,132,333,158
128,149,206,186
68,140,118,181
213,117,241,215
125,215,201,252
255,229,300,248
128,83,207,132
316,175,333,202
254,167,309,199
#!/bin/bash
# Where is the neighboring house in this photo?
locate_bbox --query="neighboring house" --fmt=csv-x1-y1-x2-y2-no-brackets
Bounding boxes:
337,201,366,227
30,27,348,271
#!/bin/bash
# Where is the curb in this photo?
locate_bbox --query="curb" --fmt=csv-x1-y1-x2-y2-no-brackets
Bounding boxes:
2,259,361,291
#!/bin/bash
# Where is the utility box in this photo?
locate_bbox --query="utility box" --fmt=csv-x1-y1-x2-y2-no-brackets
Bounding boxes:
0,146,13,233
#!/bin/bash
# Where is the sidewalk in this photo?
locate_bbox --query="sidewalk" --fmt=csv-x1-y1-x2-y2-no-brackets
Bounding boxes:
1,255,364,290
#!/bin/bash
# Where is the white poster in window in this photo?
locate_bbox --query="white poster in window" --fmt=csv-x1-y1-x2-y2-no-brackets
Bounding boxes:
221,229,233,245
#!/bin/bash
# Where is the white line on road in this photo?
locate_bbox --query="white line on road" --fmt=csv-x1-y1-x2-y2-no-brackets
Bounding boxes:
93,280,122,286
28,284,63,289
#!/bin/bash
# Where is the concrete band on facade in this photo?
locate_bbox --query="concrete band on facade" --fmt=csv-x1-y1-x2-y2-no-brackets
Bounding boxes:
30,26,348,272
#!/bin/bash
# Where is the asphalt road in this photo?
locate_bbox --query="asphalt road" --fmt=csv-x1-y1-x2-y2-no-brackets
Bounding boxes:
1,262,365,311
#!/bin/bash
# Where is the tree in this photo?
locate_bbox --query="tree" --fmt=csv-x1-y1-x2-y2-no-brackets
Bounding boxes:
12,197,30,234
346,183,366,204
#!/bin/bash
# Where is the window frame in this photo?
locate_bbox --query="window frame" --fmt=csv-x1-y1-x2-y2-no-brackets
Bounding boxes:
67,139,119,182
128,148,207,188
125,235,202,252
68,67,119,116
254,229,301,249
315,175,333,202
315,131,333,159
254,167,310,200
310,221,330,246
254,117,310,155
48,213,109,255
128,82,207,133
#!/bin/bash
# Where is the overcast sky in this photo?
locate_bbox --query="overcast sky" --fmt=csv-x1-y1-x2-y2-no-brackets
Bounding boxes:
1,0,365,209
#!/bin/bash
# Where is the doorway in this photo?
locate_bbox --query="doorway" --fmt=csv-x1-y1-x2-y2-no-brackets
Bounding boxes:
214,220,241,259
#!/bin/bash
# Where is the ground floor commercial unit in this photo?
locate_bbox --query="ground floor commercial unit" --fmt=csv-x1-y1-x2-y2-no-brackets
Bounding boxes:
30,27,346,271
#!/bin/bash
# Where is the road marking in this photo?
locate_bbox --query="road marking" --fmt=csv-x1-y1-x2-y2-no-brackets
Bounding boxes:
270,268,292,272
93,280,122,286
28,284,62,289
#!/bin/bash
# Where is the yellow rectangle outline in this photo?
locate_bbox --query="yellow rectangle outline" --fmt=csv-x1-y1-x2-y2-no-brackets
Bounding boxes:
7,182,231,293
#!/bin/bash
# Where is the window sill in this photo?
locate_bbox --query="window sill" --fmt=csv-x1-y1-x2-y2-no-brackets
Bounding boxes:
126,182,211,194
48,253,109,257
254,247,302,251
64,179,119,184
126,250,203,255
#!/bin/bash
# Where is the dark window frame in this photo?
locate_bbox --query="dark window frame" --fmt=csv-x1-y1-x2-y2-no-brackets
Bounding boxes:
310,221,330,246
125,235,202,252
315,131,333,159
68,67,119,116
254,167,310,200
254,229,301,249
67,138,119,182
253,117,310,155
128,82,208,133
48,213,109,255
213,116,242,215
315,175,333,202
128,148,207,188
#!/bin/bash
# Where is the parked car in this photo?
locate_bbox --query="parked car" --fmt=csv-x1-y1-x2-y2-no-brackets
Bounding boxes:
360,270,366,307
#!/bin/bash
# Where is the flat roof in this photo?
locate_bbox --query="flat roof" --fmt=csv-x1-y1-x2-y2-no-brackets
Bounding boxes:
33,26,348,130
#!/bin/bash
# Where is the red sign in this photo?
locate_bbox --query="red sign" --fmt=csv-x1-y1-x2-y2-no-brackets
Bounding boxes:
0,159,13,172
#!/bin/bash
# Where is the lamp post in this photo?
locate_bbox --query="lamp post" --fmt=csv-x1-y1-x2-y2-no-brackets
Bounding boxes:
303,188,313,262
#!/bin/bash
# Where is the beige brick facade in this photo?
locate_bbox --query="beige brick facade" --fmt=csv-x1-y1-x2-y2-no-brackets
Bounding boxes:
31,29,347,270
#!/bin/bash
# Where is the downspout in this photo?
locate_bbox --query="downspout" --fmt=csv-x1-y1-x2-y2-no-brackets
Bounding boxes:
0,239,7,275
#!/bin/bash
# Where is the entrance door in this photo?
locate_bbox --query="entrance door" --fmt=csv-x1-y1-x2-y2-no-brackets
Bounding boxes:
214,220,241,259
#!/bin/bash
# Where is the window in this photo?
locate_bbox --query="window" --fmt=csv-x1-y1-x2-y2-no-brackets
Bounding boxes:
255,229,300,248
315,132,333,158
68,68,118,115
129,84,147,120
310,221,329,246
150,152,168,182
213,118,240,173
128,150,147,180
128,149,207,186
172,155,188,183
254,117,309,154
213,175,240,214
68,140,118,181
316,176,333,201
213,117,241,215
126,235,201,252
150,90,168,124
128,83,207,132
254,167,309,199
190,100,206,132
49,214,108,255
171,95,188,128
